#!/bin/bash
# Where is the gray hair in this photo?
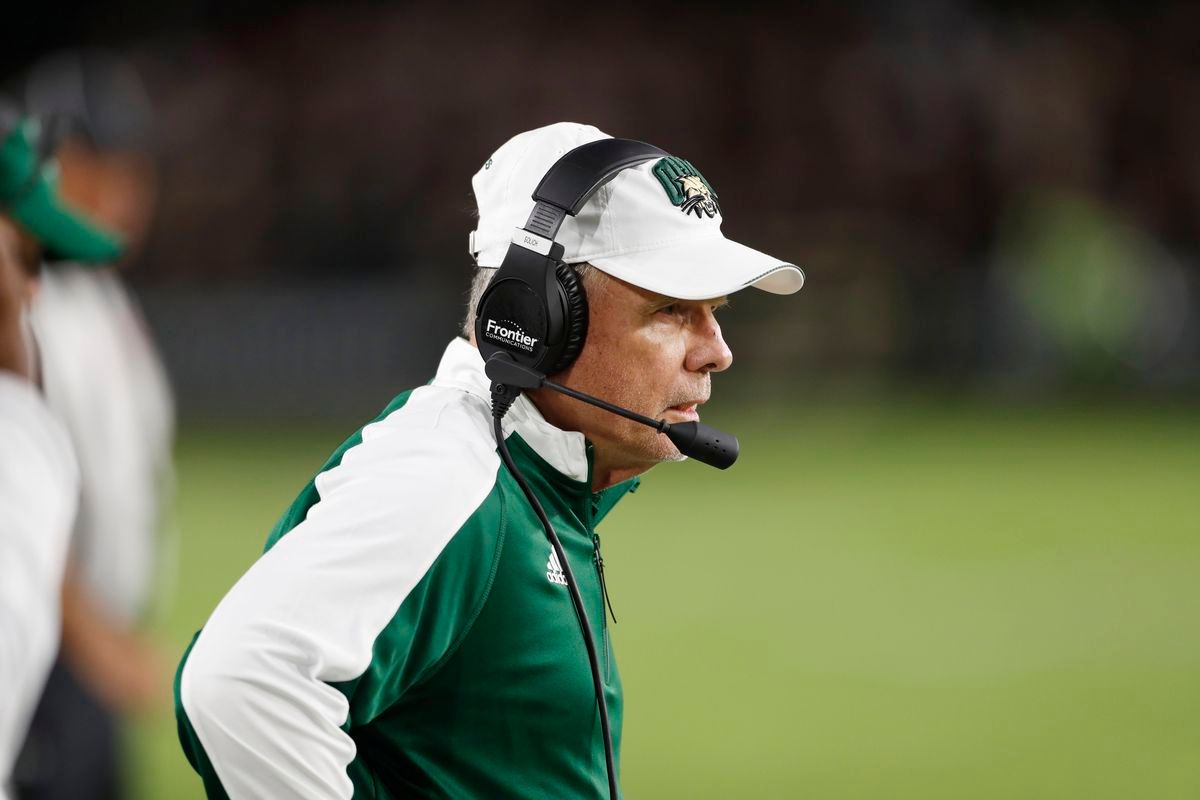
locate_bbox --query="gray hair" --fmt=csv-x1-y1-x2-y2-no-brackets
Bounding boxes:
462,263,607,339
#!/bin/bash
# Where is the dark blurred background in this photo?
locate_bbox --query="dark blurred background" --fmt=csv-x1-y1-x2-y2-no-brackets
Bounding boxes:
7,2,1198,798
8,0,1199,417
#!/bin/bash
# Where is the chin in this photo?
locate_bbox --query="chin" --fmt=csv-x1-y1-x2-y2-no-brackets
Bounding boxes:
643,436,686,466
598,422,686,473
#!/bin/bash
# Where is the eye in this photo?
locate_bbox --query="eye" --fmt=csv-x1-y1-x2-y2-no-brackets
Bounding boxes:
656,303,680,317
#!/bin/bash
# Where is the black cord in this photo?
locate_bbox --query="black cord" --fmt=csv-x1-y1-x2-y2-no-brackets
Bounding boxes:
490,385,619,800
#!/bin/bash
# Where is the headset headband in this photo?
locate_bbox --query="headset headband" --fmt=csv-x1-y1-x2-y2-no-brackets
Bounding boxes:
518,138,668,246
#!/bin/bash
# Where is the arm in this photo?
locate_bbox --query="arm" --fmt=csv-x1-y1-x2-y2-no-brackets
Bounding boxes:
58,565,169,714
176,409,501,798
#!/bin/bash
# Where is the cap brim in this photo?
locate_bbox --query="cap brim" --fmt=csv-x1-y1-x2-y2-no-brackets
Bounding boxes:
8,180,123,265
579,233,804,301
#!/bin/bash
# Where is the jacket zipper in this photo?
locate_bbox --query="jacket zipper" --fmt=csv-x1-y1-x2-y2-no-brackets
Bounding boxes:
592,533,617,680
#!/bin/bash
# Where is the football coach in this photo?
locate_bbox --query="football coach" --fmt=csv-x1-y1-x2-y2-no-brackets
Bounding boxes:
175,122,803,799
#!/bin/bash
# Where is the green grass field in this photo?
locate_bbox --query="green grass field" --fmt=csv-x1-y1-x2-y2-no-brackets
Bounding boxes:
129,399,1200,798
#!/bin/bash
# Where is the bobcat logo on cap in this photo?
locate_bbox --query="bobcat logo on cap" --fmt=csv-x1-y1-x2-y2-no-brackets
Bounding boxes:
652,156,720,219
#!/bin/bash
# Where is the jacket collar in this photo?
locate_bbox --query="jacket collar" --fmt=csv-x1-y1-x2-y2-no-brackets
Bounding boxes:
433,337,592,483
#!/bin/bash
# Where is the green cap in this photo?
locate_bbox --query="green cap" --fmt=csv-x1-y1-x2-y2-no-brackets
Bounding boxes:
0,117,123,264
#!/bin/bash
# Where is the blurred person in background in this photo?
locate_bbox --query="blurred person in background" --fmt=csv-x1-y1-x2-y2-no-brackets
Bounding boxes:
0,111,124,799
9,51,175,800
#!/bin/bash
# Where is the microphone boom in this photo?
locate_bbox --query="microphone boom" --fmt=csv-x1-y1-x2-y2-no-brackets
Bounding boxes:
485,353,739,469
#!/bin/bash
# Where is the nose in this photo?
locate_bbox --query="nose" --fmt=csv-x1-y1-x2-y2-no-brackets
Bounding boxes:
685,309,733,374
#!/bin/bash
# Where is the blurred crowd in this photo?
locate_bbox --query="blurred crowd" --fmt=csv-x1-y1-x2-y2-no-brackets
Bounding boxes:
113,0,1200,388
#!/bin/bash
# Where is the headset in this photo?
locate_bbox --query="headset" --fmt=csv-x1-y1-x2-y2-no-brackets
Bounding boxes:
475,138,665,375
474,138,739,800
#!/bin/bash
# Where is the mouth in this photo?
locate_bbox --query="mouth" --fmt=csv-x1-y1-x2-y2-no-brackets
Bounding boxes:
664,401,703,422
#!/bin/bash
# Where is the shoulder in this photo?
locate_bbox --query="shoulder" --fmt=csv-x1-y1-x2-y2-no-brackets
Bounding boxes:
28,266,106,343
356,381,494,461
306,383,502,534
319,382,497,485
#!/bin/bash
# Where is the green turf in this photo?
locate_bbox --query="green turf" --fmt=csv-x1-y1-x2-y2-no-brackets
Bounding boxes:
129,400,1200,798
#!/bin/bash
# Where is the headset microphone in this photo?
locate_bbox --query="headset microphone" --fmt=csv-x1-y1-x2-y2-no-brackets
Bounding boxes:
485,352,739,469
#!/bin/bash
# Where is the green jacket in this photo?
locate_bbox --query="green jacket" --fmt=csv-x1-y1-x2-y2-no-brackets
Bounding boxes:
175,338,639,798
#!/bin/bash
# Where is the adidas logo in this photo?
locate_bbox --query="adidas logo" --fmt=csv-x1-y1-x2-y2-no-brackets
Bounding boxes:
546,549,567,586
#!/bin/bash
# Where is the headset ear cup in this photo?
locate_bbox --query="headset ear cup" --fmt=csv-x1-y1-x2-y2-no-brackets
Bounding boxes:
550,262,589,373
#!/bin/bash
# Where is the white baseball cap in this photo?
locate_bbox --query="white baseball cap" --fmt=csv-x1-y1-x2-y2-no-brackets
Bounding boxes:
469,122,804,301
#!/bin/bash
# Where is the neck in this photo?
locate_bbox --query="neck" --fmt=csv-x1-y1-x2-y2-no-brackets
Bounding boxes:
589,457,649,493
465,336,648,491
526,387,653,492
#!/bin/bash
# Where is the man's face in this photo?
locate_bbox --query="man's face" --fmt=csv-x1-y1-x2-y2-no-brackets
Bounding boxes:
530,272,733,480
56,138,157,255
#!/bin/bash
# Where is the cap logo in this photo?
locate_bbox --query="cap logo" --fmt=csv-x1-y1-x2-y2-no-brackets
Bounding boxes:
652,156,720,219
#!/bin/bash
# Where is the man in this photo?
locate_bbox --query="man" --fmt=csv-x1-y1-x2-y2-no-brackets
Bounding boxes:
15,51,173,800
175,122,803,798
0,112,124,798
